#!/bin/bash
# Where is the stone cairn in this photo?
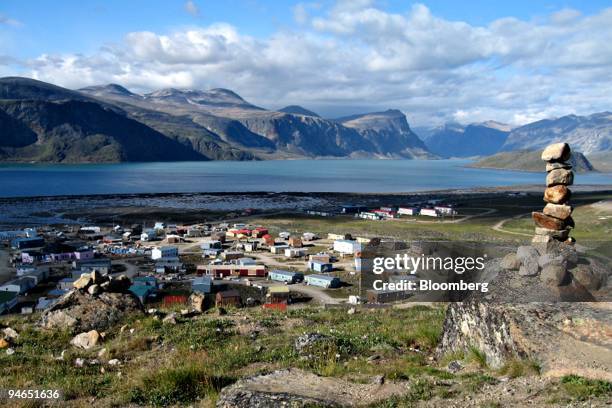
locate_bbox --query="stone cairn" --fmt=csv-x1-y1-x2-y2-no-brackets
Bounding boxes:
532,142,575,245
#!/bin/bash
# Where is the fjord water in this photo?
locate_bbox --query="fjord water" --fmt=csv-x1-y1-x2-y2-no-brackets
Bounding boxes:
0,159,610,198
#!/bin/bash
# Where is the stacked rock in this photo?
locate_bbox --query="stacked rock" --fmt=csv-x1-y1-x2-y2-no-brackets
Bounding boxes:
532,142,575,245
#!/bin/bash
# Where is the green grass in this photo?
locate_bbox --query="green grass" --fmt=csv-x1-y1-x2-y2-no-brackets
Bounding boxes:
560,375,612,401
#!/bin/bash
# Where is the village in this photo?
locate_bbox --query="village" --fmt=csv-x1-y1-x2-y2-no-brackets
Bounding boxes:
0,201,460,316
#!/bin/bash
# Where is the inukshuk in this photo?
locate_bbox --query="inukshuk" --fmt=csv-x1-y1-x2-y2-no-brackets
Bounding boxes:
532,142,575,244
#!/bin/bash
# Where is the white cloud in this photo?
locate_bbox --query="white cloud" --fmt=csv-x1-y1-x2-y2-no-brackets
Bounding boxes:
0,14,22,27
184,1,200,17
12,2,612,126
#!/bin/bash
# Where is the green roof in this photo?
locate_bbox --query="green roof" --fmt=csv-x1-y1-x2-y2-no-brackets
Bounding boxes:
0,291,18,303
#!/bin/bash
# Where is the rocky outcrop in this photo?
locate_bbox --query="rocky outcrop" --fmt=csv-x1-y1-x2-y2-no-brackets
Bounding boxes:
216,368,409,407
39,272,142,333
437,302,612,381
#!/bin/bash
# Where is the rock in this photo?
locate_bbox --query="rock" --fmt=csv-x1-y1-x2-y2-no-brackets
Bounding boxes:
108,359,120,366
544,185,571,204
532,212,566,230
516,246,539,276
216,368,408,408
546,162,572,171
6,347,15,355
533,239,579,265
571,265,603,291
541,142,571,162
107,275,131,292
537,253,565,268
543,203,572,220
147,308,158,315
75,358,85,367
532,234,552,245
40,290,143,333
188,293,206,313
436,302,612,380
347,307,356,315
98,348,107,358
367,354,381,362
534,227,570,240
70,330,101,350
373,375,385,385
540,261,568,286
87,284,100,295
500,253,521,270
294,333,332,355
447,360,463,373
2,327,19,340
180,309,190,316
217,307,227,316
546,168,573,187
90,270,103,284
120,325,128,333
162,313,177,325
0,338,9,349
73,274,92,290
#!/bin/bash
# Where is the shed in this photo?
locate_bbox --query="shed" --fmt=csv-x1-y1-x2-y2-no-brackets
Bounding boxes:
192,276,213,294
308,260,333,273
288,236,303,248
305,274,341,288
270,244,289,254
269,270,304,284
267,286,290,304
215,290,241,308
129,285,156,304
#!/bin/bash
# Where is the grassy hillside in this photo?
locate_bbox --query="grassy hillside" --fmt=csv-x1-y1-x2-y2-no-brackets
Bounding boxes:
470,150,595,172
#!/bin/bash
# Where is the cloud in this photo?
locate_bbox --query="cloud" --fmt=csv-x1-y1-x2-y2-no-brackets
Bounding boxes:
184,1,200,17
14,2,612,126
0,14,22,27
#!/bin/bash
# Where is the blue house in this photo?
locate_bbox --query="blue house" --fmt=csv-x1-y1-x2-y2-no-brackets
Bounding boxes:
129,285,156,304
269,270,304,284
305,274,341,288
192,276,213,294
132,276,158,287
11,237,45,250
308,260,333,273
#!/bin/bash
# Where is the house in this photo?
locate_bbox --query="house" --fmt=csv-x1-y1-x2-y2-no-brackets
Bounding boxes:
398,207,420,216
166,235,181,244
341,205,367,214
202,249,221,258
132,276,158,287
373,209,397,219
243,242,258,252
36,297,60,311
251,227,268,238
270,244,289,254
266,286,290,304
11,237,45,250
201,240,222,250
237,257,256,266
141,229,158,242
151,246,179,260
210,231,226,243
154,222,166,231
308,260,333,273
154,258,184,273
278,231,291,240
203,264,267,278
305,274,341,288
269,270,304,284
192,276,214,294
129,284,156,304
58,277,76,290
0,277,36,294
309,253,332,263
333,240,361,255
420,208,439,217
366,289,412,304
0,291,18,314
262,234,275,246
284,248,306,258
302,232,319,241
0,229,36,241
74,258,112,275
288,236,303,248
47,288,68,297
434,206,457,216
215,290,241,308
23,269,47,285
16,265,37,277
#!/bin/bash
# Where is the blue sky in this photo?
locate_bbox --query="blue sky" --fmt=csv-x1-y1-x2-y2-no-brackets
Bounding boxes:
1,0,611,125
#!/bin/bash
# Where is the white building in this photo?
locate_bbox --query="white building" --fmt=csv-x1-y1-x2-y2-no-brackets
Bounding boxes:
270,244,289,254
398,207,419,216
284,248,306,258
333,240,361,255
141,229,157,242
434,206,457,216
420,208,439,217
0,277,36,294
279,231,291,240
151,246,179,260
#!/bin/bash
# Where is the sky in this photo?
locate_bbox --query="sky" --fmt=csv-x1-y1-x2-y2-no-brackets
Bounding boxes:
1,0,611,126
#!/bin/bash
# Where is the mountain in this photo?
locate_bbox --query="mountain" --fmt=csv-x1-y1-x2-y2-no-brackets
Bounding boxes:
278,105,320,117
421,122,511,158
502,112,612,154
469,150,595,172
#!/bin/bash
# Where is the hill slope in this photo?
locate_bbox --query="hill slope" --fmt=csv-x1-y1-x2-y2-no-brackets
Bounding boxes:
422,122,511,158
470,150,595,172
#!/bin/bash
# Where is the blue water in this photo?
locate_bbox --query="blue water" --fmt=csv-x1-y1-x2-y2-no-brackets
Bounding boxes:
0,160,610,198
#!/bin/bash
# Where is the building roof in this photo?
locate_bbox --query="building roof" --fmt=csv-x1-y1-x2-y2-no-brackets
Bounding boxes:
310,259,331,265
306,274,338,281
268,286,290,294
0,291,18,303
217,289,240,298
193,276,213,285
129,285,155,298
270,270,300,276
133,276,157,283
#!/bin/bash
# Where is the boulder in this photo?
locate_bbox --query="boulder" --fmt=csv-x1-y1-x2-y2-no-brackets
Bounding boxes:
537,253,565,268
162,313,177,325
546,162,572,171
516,246,539,276
73,274,92,290
541,142,571,162
40,290,143,333
294,333,332,355
188,292,206,313
500,253,521,270
0,338,9,349
87,284,100,296
544,185,571,204
90,270,104,284
216,368,409,408
2,327,19,340
543,203,572,220
540,261,568,286
534,227,570,240
546,169,573,187
70,330,101,350
532,212,566,230
571,265,603,291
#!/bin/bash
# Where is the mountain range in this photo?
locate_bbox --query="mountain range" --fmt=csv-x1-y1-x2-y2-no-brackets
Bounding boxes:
0,76,610,164
0,77,432,163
